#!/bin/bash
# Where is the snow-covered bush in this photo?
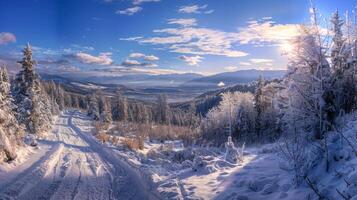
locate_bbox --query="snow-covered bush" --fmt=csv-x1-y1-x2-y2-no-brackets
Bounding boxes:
224,136,242,164
122,136,145,150
192,155,217,174
24,134,38,147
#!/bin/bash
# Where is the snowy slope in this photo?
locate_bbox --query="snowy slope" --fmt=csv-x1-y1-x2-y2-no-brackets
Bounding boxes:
0,110,159,200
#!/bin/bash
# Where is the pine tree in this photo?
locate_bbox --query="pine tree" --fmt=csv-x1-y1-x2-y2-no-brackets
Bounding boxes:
0,66,24,161
12,44,53,136
156,94,170,124
100,97,112,124
254,75,264,140
56,83,65,110
88,93,100,120
111,92,128,122
330,10,345,71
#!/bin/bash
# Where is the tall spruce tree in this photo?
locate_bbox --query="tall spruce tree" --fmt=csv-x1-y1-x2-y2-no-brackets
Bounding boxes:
88,93,100,120
12,43,53,136
254,75,265,140
331,10,345,71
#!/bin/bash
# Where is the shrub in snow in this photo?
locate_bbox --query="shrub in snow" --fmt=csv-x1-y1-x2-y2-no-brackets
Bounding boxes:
24,134,38,147
248,180,264,192
262,183,279,195
224,136,243,164
192,155,217,174
170,148,195,163
157,179,184,200
181,160,193,169
203,165,217,174
248,179,273,192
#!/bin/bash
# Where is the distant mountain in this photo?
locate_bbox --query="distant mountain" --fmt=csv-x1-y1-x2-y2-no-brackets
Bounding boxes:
89,73,203,87
43,73,204,88
39,70,286,103
182,69,286,89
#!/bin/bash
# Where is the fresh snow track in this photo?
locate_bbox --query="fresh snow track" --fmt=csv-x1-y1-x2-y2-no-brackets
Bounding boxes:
0,110,159,200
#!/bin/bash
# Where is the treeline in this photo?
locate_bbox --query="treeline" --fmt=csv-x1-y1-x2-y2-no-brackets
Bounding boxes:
43,82,200,128
86,91,200,127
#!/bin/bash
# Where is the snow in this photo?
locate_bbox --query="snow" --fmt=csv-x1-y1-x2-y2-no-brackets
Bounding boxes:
0,110,159,200
95,110,357,200
4,110,357,199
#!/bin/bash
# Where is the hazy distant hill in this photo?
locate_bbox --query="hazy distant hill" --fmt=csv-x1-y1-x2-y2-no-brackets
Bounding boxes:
40,69,286,103
54,73,204,88
182,69,286,89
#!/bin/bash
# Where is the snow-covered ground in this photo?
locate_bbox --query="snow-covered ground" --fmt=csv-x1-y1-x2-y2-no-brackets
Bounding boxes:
0,110,159,200
4,110,357,200
100,111,357,200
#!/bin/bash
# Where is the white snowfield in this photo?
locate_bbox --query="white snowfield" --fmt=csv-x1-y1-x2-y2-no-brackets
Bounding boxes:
0,110,160,200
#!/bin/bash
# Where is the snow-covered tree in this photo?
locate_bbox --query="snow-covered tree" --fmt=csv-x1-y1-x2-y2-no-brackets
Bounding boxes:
330,10,357,114
156,94,170,124
202,92,256,144
278,5,338,177
284,20,331,139
12,44,53,136
331,10,345,71
111,92,128,122
56,83,65,110
258,81,282,141
88,93,100,120
100,97,112,124
254,75,265,139
0,66,24,162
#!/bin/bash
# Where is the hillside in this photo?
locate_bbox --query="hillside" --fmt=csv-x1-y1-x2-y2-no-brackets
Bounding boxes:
182,69,286,89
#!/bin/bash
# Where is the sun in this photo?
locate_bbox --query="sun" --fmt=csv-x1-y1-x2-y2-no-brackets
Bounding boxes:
280,41,294,55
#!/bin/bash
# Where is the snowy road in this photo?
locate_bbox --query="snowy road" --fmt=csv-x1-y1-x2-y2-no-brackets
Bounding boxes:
0,111,159,200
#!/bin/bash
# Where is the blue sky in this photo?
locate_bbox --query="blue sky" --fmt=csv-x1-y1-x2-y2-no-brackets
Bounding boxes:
0,0,356,76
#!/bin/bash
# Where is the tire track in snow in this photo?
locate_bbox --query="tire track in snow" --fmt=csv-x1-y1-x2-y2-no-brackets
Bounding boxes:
0,143,64,199
0,111,159,200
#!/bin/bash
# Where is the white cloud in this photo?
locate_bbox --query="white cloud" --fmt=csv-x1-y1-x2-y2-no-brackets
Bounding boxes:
75,52,113,65
262,16,273,20
168,18,197,27
116,6,142,15
249,58,273,64
0,32,16,45
128,17,299,58
119,36,143,41
129,52,159,61
224,66,238,71
129,53,145,58
122,59,141,66
132,0,160,5
179,55,203,66
239,62,251,66
141,27,249,57
121,59,158,67
58,65,81,72
144,55,159,61
204,10,214,14
178,4,212,14
237,20,300,45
